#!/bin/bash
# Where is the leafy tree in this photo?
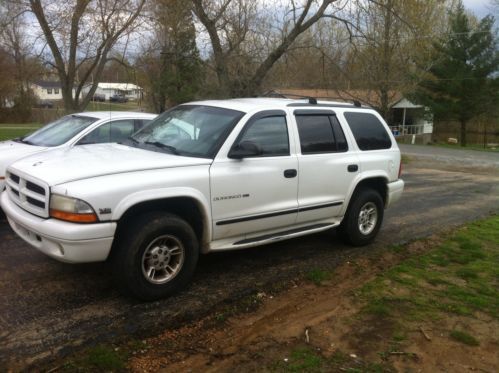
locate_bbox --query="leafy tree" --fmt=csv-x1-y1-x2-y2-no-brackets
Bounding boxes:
415,1,499,146
157,0,202,109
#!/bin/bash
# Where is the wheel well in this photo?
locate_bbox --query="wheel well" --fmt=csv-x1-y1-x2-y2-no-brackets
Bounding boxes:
114,197,205,248
352,177,388,206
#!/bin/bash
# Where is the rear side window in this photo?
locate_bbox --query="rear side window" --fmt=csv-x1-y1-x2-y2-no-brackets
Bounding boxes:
295,115,348,154
344,112,392,150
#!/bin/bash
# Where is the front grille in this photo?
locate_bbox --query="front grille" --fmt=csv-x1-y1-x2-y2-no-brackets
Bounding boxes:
27,197,45,209
6,171,49,217
26,181,46,196
10,173,20,183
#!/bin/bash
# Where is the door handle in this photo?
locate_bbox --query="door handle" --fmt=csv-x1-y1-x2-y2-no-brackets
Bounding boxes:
347,164,358,172
284,169,297,178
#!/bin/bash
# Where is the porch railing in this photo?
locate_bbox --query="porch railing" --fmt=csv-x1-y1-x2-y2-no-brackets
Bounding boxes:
389,124,425,136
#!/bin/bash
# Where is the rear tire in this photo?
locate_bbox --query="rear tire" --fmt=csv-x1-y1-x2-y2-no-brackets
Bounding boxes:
110,212,199,301
339,188,384,246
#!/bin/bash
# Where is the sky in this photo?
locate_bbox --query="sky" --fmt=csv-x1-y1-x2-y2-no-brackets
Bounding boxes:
462,0,497,18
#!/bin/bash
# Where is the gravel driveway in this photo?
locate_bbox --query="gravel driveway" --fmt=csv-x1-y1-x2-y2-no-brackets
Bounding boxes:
399,144,499,169
0,153,498,370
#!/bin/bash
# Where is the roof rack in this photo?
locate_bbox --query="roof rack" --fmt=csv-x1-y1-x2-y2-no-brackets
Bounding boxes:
260,90,364,108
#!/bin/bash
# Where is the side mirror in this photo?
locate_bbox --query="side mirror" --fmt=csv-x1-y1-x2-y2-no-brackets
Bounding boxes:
228,141,262,159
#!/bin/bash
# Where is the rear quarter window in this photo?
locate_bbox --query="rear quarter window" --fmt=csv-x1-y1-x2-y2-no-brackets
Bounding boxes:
344,112,392,151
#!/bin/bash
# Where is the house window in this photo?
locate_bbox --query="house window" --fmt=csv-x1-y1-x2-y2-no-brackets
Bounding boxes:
54,88,59,94
47,89,52,94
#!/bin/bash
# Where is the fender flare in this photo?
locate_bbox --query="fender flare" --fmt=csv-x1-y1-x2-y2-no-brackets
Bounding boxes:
341,171,390,215
112,187,212,244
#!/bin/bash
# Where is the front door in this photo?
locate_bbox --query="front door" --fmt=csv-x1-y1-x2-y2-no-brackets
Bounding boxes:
210,110,298,240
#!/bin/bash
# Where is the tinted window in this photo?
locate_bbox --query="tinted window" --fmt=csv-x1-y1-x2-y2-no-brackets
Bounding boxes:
79,123,110,144
344,112,392,150
296,115,336,154
330,116,348,152
110,120,135,143
134,119,150,132
237,116,289,156
21,115,97,147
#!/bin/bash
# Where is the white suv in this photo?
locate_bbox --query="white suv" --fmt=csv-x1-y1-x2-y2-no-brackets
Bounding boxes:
1,98,404,300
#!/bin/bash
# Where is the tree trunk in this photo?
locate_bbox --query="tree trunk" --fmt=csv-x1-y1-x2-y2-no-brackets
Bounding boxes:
460,119,467,147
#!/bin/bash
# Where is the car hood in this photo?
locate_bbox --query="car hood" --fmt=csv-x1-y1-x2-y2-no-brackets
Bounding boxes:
9,143,213,186
0,140,47,176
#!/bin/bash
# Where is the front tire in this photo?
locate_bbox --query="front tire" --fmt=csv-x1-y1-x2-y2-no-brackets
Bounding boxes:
111,212,199,301
339,188,384,246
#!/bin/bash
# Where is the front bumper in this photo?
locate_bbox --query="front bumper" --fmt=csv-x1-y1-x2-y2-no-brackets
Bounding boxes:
1,191,116,263
386,179,404,208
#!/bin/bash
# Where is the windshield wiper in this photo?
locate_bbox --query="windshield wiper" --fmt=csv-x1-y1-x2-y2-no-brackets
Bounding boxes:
14,137,36,145
144,141,179,154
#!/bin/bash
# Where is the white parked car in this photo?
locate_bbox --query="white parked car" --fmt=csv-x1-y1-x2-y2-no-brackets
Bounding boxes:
0,111,157,190
1,98,404,300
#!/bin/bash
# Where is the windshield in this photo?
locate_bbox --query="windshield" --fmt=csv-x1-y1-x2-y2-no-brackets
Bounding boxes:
20,115,98,147
130,105,244,158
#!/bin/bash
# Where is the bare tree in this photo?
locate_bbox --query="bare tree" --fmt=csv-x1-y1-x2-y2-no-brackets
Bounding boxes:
0,2,42,118
192,0,343,96
321,0,451,119
29,0,146,112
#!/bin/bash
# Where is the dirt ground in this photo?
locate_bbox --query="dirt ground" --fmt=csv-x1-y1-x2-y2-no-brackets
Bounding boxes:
128,234,498,373
1,150,498,370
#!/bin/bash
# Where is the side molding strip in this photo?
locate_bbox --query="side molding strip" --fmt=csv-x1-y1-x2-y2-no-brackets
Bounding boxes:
216,201,342,226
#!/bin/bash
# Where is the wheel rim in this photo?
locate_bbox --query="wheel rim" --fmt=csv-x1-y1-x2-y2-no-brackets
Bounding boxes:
141,235,185,284
358,202,378,235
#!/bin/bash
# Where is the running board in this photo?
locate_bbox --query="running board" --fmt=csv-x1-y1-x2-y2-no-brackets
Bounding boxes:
233,223,333,246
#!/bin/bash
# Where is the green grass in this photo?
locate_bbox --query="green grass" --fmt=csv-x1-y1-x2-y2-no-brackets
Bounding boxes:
272,347,391,373
450,330,480,346
0,124,41,141
357,216,499,343
306,269,331,286
85,101,143,112
429,142,499,153
400,154,411,164
63,345,127,372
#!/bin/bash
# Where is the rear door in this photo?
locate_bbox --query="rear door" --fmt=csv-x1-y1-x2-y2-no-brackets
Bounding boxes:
210,110,299,240
293,110,359,224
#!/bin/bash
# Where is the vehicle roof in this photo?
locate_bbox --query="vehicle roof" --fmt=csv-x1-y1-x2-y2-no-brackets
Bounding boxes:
185,98,363,113
75,111,157,120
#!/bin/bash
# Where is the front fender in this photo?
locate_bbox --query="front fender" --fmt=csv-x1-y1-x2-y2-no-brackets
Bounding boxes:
112,187,212,243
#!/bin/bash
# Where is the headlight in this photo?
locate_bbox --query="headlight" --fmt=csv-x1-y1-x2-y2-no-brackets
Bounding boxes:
49,194,98,223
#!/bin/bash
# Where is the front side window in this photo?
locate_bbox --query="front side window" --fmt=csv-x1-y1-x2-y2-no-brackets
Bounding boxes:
235,115,289,157
20,115,98,147
54,88,59,94
130,105,244,158
344,112,392,150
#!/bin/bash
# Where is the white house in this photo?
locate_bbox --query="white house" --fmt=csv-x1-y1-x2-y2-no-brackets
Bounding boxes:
32,81,143,102
31,81,65,100
390,98,433,136
91,82,143,100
